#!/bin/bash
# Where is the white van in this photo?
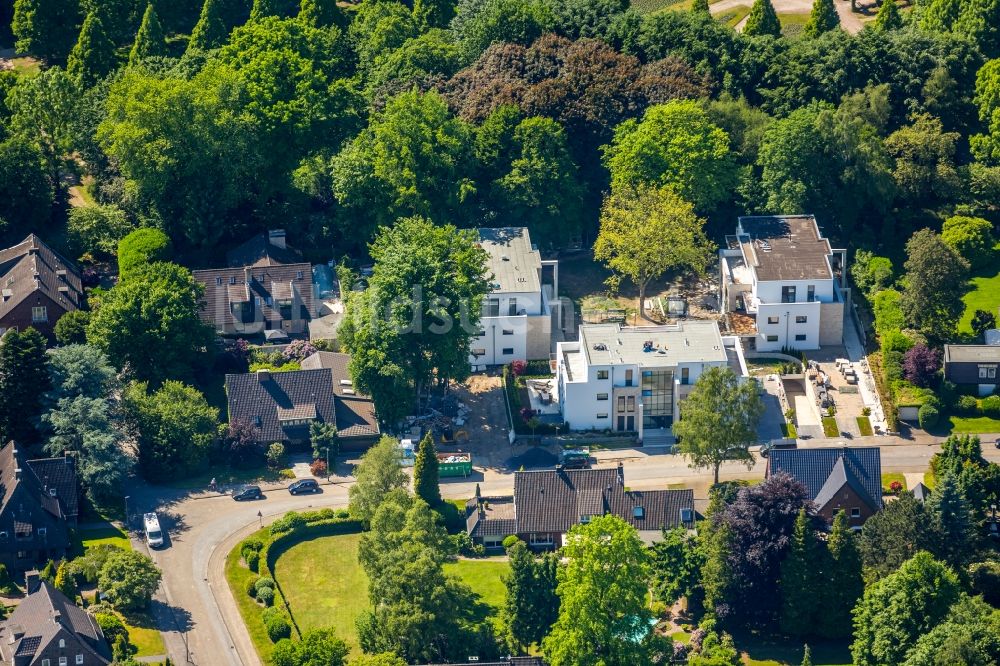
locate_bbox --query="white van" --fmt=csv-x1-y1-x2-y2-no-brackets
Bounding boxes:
143,512,164,549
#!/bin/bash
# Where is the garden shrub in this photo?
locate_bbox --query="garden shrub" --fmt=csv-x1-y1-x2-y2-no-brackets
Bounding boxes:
969,561,1000,607
240,538,264,558
270,512,307,535
264,612,292,642
918,403,939,430
246,574,261,598
982,395,1000,417
336,509,349,518
936,380,958,410
245,550,260,572
502,535,520,550
255,577,275,594
94,612,128,648
309,459,327,477
117,228,172,278
257,585,275,606
957,395,979,415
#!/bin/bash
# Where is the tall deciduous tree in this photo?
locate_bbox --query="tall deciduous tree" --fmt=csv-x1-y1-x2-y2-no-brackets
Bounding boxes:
780,508,822,637
900,228,969,340
594,185,713,320
86,262,212,385
502,540,559,652
339,218,489,422
702,474,809,627
850,250,894,301
66,12,116,86
603,100,735,210
413,432,441,506
6,67,81,185
11,0,81,63
98,549,162,612
903,595,1000,666
851,552,962,666
123,380,218,482
650,526,704,605
818,510,863,639
414,0,456,29
673,367,763,484
804,0,839,37
0,135,55,239
858,491,944,580
941,215,996,271
299,0,345,28
250,0,297,21
0,327,50,446
348,436,409,525
743,0,781,37
542,515,655,666
129,3,167,64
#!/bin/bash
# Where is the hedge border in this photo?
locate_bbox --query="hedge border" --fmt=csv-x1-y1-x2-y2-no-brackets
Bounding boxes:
237,512,363,646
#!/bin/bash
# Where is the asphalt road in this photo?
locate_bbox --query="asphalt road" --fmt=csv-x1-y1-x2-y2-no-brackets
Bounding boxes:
134,434,1000,665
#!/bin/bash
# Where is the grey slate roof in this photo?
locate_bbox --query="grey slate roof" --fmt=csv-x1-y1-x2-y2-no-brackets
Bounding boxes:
943,344,1000,364
767,446,883,512
466,497,517,538
226,369,336,443
192,263,314,331
912,482,931,503
0,234,83,321
0,582,112,664
737,215,834,282
226,230,303,267
300,352,379,439
510,468,695,534
26,456,79,519
477,227,542,294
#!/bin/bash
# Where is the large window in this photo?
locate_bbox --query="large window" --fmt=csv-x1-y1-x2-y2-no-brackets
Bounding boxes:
979,365,997,380
625,369,634,386
767,316,779,324
508,298,518,316
781,286,796,303
487,299,500,317
795,315,808,324
31,306,48,323
807,285,816,302
641,369,674,428
597,370,609,380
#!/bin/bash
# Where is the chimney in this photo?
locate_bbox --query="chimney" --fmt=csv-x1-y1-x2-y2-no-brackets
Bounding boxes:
268,229,287,250
14,467,21,481
24,570,40,594
244,266,253,285
617,462,624,486
257,369,271,382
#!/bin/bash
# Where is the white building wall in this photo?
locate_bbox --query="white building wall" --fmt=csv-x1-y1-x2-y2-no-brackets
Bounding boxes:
754,278,835,305
470,290,547,366
755,301,823,351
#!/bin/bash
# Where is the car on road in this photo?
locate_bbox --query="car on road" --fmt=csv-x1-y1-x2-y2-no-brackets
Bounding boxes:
144,512,164,549
994,438,1000,449
759,438,797,458
288,479,320,495
233,485,263,501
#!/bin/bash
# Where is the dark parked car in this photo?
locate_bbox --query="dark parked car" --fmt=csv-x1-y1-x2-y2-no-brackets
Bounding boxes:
288,479,320,495
759,438,797,458
233,485,263,501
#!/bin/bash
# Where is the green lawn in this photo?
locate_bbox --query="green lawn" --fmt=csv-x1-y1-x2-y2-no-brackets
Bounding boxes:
122,612,167,658
822,417,840,437
881,473,907,492
856,417,873,437
71,524,130,558
778,13,810,38
716,4,751,27
958,270,1000,335
948,414,1000,434
225,527,277,663
443,559,510,611
780,422,798,438
272,533,370,653
735,631,852,666
10,56,40,76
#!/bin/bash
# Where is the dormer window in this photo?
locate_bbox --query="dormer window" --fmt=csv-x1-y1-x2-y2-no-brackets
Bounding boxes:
296,271,304,280
229,276,237,285
633,506,644,519
15,524,31,541
216,277,223,286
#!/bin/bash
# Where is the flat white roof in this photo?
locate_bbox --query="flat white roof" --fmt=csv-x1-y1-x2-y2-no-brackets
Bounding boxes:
477,227,542,294
580,321,727,367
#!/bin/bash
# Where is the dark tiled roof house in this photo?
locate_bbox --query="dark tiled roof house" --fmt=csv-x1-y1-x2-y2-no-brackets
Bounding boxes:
767,446,883,528
0,442,79,573
300,352,379,444
225,229,303,268
226,365,379,451
0,235,84,341
467,466,695,550
0,577,112,665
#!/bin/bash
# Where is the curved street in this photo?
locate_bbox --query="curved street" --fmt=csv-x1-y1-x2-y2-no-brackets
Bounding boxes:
133,434,1000,665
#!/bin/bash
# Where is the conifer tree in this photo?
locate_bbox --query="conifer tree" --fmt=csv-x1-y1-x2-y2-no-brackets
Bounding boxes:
801,644,813,666
67,12,116,85
503,541,559,651
0,327,50,446
692,0,711,14
11,0,81,64
413,432,441,506
250,0,297,21
54,561,78,599
743,0,781,36
873,0,902,30
129,3,167,65
927,470,978,568
780,508,821,637
804,0,839,37
299,0,345,28
818,510,863,638
188,0,228,52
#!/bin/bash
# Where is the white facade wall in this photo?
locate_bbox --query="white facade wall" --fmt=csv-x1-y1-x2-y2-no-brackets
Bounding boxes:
754,301,823,351
470,290,546,365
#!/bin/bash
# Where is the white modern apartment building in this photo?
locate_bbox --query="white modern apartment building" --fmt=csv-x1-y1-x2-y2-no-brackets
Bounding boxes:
469,227,559,368
719,215,848,353
555,320,748,439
